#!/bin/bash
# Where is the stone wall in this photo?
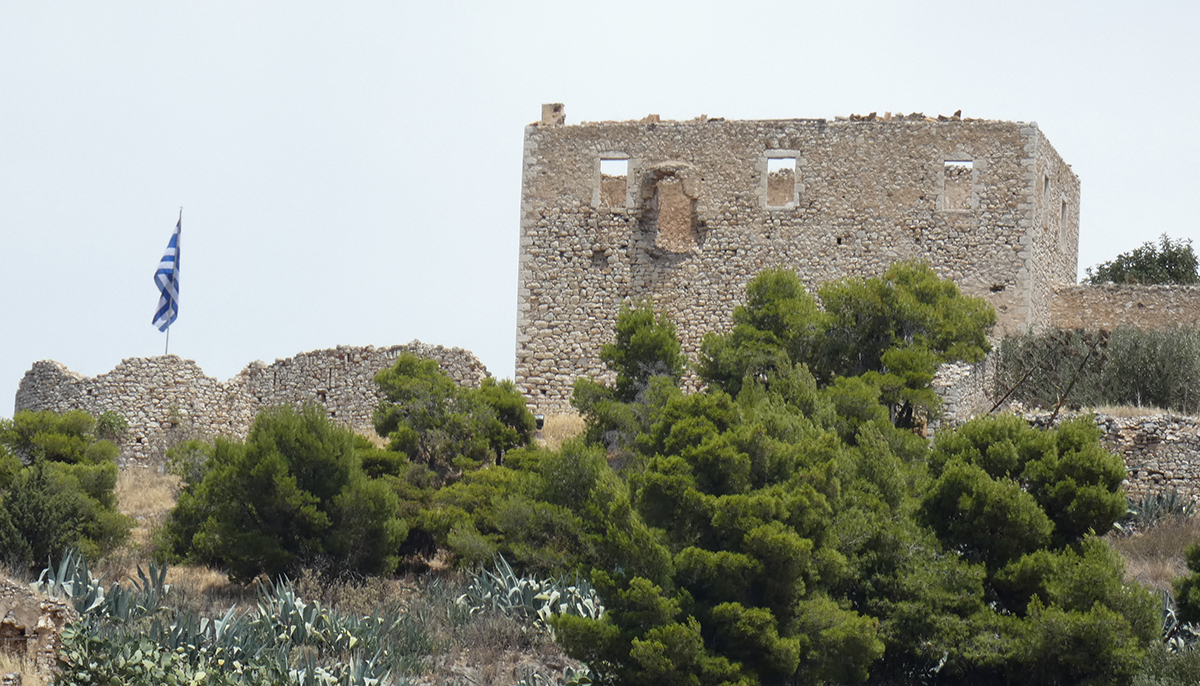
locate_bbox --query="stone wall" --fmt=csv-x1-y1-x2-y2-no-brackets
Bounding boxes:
933,357,996,424
0,577,76,677
1020,412,1200,505
516,106,1080,414
1051,284,1200,330
14,342,489,463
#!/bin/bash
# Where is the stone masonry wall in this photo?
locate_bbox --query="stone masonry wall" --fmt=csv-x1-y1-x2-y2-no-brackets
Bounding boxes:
1051,284,1200,330
933,357,997,424
1021,412,1200,505
14,342,489,464
1029,127,1081,332
516,107,1080,414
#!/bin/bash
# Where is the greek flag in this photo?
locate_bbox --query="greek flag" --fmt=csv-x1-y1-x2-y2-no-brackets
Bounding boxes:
152,218,181,332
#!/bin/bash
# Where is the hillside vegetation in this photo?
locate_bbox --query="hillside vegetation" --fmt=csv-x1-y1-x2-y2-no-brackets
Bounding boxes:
7,260,1200,685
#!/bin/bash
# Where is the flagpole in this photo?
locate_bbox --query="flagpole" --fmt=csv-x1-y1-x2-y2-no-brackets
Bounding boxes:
164,207,181,357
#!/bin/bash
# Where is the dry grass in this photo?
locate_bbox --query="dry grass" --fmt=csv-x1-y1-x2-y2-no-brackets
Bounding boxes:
0,653,43,686
292,565,407,617
538,413,586,451
162,564,257,617
1088,404,1170,418
1108,516,1200,592
115,465,181,549
115,465,181,518
359,431,390,449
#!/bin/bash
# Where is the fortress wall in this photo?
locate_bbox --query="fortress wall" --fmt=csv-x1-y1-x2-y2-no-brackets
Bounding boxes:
933,357,997,424
1051,284,1200,330
1028,128,1082,333
14,342,489,464
1021,412,1200,504
1099,414,1200,503
518,111,1079,413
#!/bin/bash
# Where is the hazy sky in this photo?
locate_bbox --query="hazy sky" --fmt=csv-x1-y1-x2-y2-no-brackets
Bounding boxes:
2,1,1197,417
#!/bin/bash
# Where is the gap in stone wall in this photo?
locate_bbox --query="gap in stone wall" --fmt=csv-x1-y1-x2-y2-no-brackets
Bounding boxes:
653,177,696,253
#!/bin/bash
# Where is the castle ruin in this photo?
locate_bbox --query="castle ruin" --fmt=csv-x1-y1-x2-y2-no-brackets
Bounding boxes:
516,105,1081,414
14,342,489,463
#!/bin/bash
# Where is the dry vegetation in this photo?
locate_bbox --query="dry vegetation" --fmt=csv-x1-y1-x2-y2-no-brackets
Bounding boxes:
1109,515,1200,592
21,446,1199,685
113,465,179,547
0,653,43,686
1090,404,1172,418
537,413,586,451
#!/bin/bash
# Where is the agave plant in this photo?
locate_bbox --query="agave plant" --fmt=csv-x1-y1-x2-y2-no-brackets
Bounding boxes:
515,664,594,686
43,551,408,686
1162,590,1200,651
456,555,605,631
1120,488,1197,532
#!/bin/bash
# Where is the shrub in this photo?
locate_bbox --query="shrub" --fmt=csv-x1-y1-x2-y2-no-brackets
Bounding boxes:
1086,234,1199,285
164,405,407,581
700,261,995,427
995,328,1109,410
1104,326,1200,413
374,355,536,480
996,325,1200,413
0,410,131,570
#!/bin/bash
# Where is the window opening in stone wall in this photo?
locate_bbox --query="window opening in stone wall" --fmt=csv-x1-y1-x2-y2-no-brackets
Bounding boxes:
767,157,797,207
600,159,628,208
1043,175,1050,197
1061,199,1067,225
943,160,973,211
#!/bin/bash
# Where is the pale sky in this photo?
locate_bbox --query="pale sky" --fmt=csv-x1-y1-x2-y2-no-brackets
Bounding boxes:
3,1,1197,418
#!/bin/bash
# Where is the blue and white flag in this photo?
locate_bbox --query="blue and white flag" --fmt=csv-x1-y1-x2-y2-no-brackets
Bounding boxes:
152,218,181,332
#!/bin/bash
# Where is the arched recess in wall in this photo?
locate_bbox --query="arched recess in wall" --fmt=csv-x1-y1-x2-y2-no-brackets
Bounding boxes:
636,162,704,254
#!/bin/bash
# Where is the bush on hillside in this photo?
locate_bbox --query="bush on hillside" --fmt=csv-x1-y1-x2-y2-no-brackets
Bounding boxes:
0,410,131,571
699,261,995,427
374,355,536,482
553,266,1156,686
163,405,407,581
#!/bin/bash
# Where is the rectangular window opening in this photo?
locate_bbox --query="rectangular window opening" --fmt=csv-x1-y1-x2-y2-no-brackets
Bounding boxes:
600,158,628,208
943,160,973,210
1043,175,1050,197
767,157,797,207
1060,199,1068,224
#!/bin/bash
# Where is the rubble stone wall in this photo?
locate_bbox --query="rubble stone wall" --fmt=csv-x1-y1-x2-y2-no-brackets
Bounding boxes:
1022,412,1200,505
14,343,489,464
1051,284,1200,330
933,357,997,425
1095,414,1200,502
0,577,76,676
516,107,1080,413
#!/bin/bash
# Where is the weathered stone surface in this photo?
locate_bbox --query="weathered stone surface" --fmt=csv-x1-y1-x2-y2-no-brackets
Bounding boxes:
14,342,489,463
1052,284,1200,330
0,578,76,678
515,106,1082,414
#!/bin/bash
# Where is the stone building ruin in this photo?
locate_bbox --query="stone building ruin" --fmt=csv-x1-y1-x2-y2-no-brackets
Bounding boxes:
15,342,489,463
516,104,1083,414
